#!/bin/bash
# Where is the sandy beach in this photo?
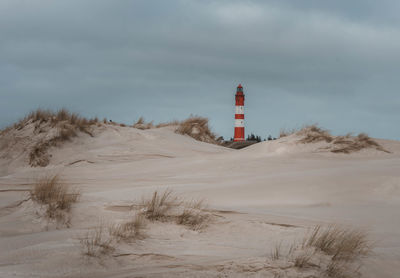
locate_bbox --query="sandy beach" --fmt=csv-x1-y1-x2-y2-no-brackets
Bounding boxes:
1,123,399,277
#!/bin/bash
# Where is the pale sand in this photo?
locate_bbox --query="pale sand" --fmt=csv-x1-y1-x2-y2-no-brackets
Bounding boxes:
1,124,399,277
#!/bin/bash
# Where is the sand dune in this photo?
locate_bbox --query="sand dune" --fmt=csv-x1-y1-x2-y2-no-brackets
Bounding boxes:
0,123,399,277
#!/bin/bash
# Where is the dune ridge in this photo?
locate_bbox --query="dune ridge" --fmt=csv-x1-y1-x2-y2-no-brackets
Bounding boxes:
0,112,400,277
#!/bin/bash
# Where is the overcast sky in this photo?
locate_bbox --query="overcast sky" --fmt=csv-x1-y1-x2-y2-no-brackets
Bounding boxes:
1,0,400,140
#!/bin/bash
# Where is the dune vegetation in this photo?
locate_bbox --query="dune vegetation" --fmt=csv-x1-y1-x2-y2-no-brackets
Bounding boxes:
79,189,211,258
270,225,371,278
175,116,218,144
0,109,222,168
80,224,115,257
280,124,389,154
30,175,80,223
108,214,147,242
2,109,100,167
133,115,219,144
139,189,211,231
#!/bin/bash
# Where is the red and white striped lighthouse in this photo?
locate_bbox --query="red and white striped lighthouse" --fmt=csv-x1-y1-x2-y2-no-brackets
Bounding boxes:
234,84,245,141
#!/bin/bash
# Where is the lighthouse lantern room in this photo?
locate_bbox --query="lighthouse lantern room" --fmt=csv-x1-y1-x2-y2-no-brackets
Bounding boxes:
234,84,245,141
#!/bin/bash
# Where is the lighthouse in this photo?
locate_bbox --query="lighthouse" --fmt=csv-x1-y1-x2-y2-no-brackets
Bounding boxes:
234,84,245,141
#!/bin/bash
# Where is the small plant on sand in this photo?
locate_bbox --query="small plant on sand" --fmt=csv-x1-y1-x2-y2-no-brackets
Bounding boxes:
176,208,210,231
109,214,146,241
155,120,180,128
135,117,144,125
279,128,296,138
175,116,217,144
58,124,78,141
80,224,114,257
81,216,146,257
140,189,180,221
297,125,333,143
30,175,80,221
270,243,282,260
133,117,154,130
304,225,370,261
293,249,315,268
331,133,389,154
325,260,357,278
185,199,207,210
269,225,371,277
139,190,211,230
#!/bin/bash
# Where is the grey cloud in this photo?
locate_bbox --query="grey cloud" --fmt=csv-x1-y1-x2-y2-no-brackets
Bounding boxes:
1,0,399,140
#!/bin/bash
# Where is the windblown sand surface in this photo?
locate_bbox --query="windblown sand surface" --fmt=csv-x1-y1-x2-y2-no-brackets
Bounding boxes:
1,124,399,277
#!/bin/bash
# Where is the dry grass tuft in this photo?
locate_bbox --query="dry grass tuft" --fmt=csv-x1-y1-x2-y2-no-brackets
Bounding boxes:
135,117,145,125
331,133,389,154
29,143,51,167
139,191,210,230
109,214,146,241
176,208,210,231
185,199,207,210
270,243,282,260
293,125,388,154
18,108,98,132
58,125,78,141
132,115,218,145
11,108,100,167
81,225,114,257
268,225,370,276
30,175,80,221
293,249,315,268
175,116,217,144
297,125,333,143
155,120,180,128
82,216,146,257
140,189,180,221
304,225,371,261
279,128,297,138
133,117,154,130
134,117,180,129
325,261,356,278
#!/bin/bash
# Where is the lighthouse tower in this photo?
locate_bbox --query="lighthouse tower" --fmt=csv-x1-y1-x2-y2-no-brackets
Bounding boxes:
234,84,245,141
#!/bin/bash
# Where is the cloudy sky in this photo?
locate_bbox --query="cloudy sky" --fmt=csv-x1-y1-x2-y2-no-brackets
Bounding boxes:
1,0,400,140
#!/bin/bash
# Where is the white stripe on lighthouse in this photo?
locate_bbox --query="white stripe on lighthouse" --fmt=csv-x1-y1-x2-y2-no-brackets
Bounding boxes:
235,119,244,127
235,106,244,114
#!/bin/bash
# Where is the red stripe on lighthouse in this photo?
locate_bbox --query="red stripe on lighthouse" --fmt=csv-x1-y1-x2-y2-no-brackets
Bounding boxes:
234,84,245,142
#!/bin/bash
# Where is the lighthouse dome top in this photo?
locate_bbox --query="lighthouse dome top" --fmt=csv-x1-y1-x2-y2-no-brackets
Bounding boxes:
236,84,244,94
